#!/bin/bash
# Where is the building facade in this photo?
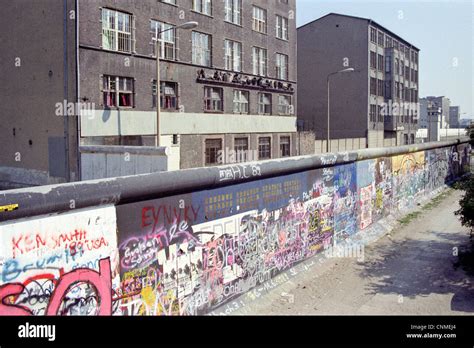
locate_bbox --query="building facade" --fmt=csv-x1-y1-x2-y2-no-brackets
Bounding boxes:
420,96,451,129
297,13,420,151
449,106,460,128
0,0,302,188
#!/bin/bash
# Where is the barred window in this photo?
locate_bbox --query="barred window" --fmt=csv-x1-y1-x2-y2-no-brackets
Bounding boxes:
205,139,222,166
280,136,290,157
233,90,249,114
258,137,271,160
224,0,241,25
150,20,176,60
153,80,178,110
276,15,288,40
253,47,267,76
102,8,133,53
252,6,267,34
103,75,134,108
258,93,272,115
278,95,292,115
225,39,242,72
204,87,223,112
275,53,289,80
377,54,384,71
192,31,211,66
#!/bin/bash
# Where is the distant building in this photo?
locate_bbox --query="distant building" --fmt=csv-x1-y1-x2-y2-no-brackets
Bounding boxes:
297,13,420,151
449,106,460,128
420,96,451,129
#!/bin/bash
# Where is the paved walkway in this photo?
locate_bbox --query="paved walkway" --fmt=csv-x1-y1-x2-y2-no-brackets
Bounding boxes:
234,189,474,315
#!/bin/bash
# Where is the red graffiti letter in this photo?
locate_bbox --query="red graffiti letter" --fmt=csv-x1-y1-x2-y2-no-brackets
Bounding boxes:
0,283,33,316
46,258,112,316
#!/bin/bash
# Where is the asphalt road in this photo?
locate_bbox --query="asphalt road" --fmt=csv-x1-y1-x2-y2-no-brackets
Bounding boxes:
234,189,474,315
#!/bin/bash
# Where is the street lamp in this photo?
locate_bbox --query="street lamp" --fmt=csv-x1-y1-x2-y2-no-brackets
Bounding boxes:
155,21,198,147
326,68,355,153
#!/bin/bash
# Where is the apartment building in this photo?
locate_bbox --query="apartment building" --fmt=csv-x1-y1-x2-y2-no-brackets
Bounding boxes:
0,0,300,188
297,13,420,151
449,106,460,128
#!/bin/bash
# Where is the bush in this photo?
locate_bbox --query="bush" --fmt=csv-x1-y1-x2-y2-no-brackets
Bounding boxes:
455,174,474,231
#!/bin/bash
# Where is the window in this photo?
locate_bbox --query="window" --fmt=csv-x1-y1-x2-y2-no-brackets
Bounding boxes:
395,59,399,76
224,0,241,25
370,27,377,43
224,39,242,72
370,77,376,96
377,54,384,71
253,47,267,76
204,87,223,112
276,15,288,40
102,75,134,108
405,64,410,80
101,9,133,53
370,104,376,122
404,134,408,145
192,31,211,66
150,20,176,59
378,31,384,47
252,6,267,34
278,95,292,115
385,36,393,48
205,139,222,166
385,80,392,99
258,137,271,160
153,81,178,109
234,137,249,162
377,79,384,97
275,53,289,80
233,90,249,114
193,0,212,16
385,55,391,73
370,51,376,69
280,136,290,157
377,105,383,122
258,93,272,115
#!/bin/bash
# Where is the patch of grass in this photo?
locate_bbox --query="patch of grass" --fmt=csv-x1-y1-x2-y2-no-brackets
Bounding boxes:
398,211,422,225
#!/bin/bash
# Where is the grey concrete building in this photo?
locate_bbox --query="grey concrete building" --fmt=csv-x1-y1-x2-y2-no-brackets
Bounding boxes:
297,13,420,151
449,106,460,128
420,96,451,129
1,0,304,188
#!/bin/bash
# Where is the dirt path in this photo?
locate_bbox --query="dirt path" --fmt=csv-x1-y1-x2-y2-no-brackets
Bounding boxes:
233,189,474,315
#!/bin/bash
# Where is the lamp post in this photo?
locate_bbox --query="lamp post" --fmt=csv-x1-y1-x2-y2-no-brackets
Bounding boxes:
326,68,355,153
155,21,198,147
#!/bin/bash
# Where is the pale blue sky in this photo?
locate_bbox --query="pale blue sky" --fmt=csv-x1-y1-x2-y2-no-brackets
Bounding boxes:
296,0,473,118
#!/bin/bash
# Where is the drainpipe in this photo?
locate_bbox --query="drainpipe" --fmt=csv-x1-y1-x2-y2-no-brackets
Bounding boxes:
63,0,71,182
75,0,81,181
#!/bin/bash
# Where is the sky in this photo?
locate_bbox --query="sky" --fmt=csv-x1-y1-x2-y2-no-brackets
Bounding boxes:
296,0,474,118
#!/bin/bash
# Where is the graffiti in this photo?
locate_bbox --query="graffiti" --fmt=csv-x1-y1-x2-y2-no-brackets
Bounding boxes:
0,145,470,316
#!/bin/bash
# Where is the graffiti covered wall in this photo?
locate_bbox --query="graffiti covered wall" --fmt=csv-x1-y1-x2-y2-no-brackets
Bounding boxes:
0,144,470,315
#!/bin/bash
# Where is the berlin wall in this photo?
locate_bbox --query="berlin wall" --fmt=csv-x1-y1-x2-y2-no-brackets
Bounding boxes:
0,140,470,316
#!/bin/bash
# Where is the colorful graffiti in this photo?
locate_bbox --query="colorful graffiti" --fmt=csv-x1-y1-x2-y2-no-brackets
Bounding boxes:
0,145,470,315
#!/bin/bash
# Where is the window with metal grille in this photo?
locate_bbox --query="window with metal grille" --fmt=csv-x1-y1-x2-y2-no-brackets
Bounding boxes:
276,15,288,40
224,0,241,25
370,51,376,69
377,54,384,71
102,75,134,108
224,39,242,72
234,137,249,162
252,6,267,34
233,90,249,114
152,80,178,109
378,31,384,47
377,79,384,97
370,77,377,96
278,95,292,115
253,47,267,76
150,20,176,60
205,139,222,166
258,137,271,160
280,136,290,157
193,0,212,16
258,93,272,115
192,31,212,66
102,9,133,53
204,87,223,112
370,27,377,43
275,53,288,80
370,104,376,122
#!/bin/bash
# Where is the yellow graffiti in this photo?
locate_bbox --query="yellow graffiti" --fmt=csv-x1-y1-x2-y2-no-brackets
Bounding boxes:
0,204,19,212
